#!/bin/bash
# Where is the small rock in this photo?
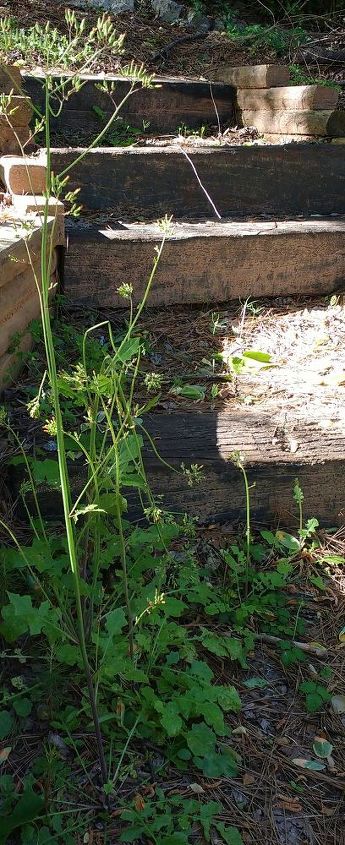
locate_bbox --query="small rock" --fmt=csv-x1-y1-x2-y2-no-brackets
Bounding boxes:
70,0,134,11
186,10,211,32
151,0,184,24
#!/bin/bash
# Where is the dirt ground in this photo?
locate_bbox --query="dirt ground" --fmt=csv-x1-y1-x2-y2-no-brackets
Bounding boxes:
0,0,344,88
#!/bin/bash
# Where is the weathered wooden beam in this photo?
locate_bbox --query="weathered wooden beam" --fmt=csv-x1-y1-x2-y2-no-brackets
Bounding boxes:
65,219,345,307
214,64,290,88
0,261,42,357
0,155,46,194
242,109,345,136
9,411,345,527
23,73,235,134
237,84,339,111
0,333,32,391
51,145,345,218
0,64,22,94
0,96,32,126
0,125,31,155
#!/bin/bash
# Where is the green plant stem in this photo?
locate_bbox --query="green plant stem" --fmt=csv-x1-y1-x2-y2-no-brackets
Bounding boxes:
240,464,251,598
40,78,108,787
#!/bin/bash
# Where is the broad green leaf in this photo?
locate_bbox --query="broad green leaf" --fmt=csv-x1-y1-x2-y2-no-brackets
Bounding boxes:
243,677,268,690
186,723,216,758
106,608,127,637
170,384,206,400
13,698,32,718
243,350,271,363
199,747,238,778
116,336,141,363
0,712,12,741
31,459,60,487
292,758,326,771
217,686,241,712
313,738,333,759
275,531,300,552
189,661,214,683
199,800,221,838
199,702,226,735
164,597,187,618
214,822,244,845
121,474,147,490
160,705,183,737
0,788,44,844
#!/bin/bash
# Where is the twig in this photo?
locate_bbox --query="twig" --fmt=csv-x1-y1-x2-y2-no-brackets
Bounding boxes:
179,148,222,219
258,632,328,657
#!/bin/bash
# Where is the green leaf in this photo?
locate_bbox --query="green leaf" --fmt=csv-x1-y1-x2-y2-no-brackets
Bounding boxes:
199,800,221,838
0,712,12,741
121,474,147,490
160,705,183,738
13,698,32,718
275,531,300,552
0,788,44,844
243,677,268,690
299,681,331,713
163,597,187,618
214,822,244,845
310,575,326,591
116,336,141,363
170,384,206,400
312,738,333,759
292,757,326,771
106,608,127,637
199,747,238,778
186,723,216,758
217,686,241,712
189,661,214,683
31,459,60,487
243,350,271,363
199,702,226,735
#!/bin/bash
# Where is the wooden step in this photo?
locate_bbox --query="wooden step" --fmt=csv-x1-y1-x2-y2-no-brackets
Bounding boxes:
241,109,345,137
9,410,345,528
237,85,339,112
7,293,345,528
23,73,235,135
51,145,345,218
213,64,290,88
64,218,345,307
143,411,345,527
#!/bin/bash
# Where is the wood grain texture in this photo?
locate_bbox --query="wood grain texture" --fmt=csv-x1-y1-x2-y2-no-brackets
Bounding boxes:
241,109,345,136
0,65,22,95
64,219,345,307
10,411,345,527
0,155,46,194
237,84,339,111
0,219,59,288
0,125,31,155
0,332,32,391
23,74,235,134
51,145,345,218
214,64,290,88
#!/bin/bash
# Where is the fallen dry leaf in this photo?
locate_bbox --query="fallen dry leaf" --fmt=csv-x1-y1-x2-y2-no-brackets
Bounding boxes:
243,773,256,786
275,797,303,813
134,794,145,812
